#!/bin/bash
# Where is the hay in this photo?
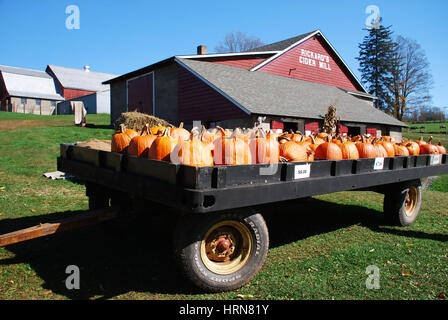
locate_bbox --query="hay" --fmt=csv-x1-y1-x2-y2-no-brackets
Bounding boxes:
76,139,111,152
113,111,173,131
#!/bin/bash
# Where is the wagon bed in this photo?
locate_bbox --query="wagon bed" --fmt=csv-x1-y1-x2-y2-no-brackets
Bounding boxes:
57,143,448,213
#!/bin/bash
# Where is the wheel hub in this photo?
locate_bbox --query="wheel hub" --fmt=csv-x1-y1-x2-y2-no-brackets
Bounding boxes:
206,232,236,262
201,221,253,275
404,186,418,217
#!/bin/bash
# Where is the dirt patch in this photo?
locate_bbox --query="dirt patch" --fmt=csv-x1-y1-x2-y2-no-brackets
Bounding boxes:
0,119,71,130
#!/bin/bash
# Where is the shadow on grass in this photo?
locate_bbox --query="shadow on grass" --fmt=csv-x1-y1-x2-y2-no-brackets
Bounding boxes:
83,123,114,130
0,197,446,299
368,226,448,242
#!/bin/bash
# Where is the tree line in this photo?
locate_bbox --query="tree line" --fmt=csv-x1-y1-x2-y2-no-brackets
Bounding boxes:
357,20,434,122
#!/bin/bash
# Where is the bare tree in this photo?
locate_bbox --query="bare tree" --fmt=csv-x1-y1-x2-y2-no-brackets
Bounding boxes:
215,31,265,53
386,36,433,120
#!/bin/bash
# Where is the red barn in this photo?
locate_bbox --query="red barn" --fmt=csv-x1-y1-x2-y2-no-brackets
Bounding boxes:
105,30,406,138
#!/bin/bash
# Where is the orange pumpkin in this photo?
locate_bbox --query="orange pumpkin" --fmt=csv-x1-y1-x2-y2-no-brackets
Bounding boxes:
332,135,344,145
285,130,304,143
232,128,250,143
314,136,343,160
306,135,320,153
381,136,396,143
355,136,377,158
403,140,420,156
111,124,135,153
419,137,440,155
170,122,190,142
373,142,388,158
148,127,179,161
213,128,252,165
375,139,395,157
437,141,447,154
128,124,158,157
278,134,290,145
178,127,214,167
311,133,326,145
231,133,252,165
249,129,280,164
150,125,167,135
415,136,427,146
279,137,314,162
339,140,360,159
393,144,410,156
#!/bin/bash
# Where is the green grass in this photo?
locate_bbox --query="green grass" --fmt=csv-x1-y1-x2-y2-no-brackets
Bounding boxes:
403,121,448,134
0,113,447,300
0,111,111,124
428,175,448,193
403,132,448,147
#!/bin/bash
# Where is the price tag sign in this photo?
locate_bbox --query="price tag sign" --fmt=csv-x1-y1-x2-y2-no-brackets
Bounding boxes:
294,164,311,179
430,154,441,166
373,157,384,170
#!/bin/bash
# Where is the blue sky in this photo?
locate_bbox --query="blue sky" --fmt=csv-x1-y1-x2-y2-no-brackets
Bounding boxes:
0,0,447,111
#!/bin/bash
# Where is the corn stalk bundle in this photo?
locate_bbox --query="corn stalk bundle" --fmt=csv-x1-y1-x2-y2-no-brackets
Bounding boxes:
321,105,340,136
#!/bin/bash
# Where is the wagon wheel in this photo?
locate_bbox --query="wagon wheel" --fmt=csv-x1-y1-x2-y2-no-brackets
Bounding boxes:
173,209,269,292
383,180,422,226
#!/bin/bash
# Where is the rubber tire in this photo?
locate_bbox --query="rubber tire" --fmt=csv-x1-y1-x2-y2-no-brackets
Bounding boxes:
173,209,269,293
383,180,422,226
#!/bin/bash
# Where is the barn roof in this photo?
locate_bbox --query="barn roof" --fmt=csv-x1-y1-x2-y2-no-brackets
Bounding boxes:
0,65,64,101
176,58,406,127
244,30,318,52
47,65,117,92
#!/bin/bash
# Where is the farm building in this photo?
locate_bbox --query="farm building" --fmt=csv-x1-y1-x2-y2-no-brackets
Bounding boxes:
0,65,64,115
46,65,117,115
0,64,117,115
105,30,406,138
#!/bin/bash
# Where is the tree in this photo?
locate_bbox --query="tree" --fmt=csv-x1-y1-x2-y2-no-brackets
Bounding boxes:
357,23,396,113
385,36,433,121
215,31,265,53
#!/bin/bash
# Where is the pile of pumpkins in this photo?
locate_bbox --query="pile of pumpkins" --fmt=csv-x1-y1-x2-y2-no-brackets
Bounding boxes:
111,123,447,167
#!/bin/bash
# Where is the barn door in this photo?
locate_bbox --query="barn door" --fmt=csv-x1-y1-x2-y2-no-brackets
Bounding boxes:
127,72,154,115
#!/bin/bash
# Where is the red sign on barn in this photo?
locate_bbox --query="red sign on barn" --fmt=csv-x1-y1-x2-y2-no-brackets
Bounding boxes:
257,35,363,92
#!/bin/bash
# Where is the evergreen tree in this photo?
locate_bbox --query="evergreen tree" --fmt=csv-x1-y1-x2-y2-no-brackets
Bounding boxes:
357,23,396,113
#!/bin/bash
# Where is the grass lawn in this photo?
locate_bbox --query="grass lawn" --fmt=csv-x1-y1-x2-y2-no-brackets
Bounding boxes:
0,113,447,300
403,121,448,134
